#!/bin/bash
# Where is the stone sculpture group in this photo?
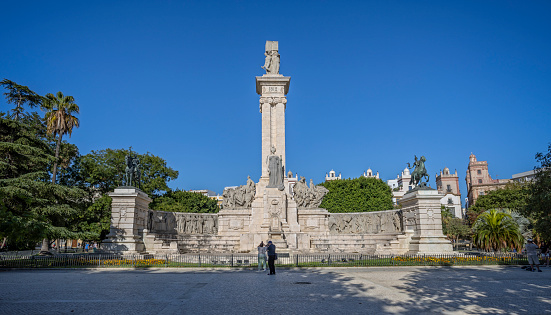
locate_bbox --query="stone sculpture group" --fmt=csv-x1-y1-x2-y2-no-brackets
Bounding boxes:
222,176,256,208
293,177,329,208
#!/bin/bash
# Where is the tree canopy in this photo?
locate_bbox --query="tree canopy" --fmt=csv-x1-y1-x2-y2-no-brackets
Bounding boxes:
318,177,393,213
466,183,530,225
150,190,219,213
0,114,89,249
523,143,551,242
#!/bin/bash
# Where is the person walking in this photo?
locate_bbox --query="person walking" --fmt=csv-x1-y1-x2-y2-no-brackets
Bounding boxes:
257,241,267,271
266,241,276,275
525,239,542,272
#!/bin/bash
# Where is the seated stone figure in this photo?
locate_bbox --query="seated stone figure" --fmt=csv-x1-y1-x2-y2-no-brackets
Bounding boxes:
222,176,256,209
293,177,329,208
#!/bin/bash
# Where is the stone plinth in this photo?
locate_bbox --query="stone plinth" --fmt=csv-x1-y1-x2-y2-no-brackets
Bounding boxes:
102,187,152,253
400,188,453,254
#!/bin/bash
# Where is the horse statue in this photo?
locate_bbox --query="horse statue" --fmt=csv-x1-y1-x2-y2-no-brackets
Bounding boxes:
407,155,429,186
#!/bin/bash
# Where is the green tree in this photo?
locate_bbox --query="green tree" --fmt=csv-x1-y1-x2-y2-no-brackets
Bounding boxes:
0,114,87,250
318,177,393,213
61,148,179,198
466,183,530,225
43,91,80,185
524,143,551,242
472,209,524,252
0,79,42,121
151,190,219,213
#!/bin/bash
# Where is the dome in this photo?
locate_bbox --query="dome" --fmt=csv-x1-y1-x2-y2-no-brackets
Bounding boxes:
403,167,410,176
443,167,450,175
469,153,477,162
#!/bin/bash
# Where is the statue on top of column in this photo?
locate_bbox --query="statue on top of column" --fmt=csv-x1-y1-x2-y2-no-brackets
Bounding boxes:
266,146,285,190
261,41,280,75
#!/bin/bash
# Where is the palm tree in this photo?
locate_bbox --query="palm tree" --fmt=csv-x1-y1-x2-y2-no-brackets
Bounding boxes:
42,91,80,184
39,92,79,254
473,209,524,252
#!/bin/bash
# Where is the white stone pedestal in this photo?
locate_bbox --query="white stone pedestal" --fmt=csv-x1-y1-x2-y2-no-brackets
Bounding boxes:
102,187,152,254
400,187,453,254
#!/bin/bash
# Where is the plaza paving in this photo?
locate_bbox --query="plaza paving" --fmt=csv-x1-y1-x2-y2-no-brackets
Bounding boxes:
1,266,550,315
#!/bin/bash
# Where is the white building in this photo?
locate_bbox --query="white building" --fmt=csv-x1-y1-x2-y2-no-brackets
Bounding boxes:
325,169,341,181
362,168,379,179
387,167,414,205
512,170,537,183
435,167,462,218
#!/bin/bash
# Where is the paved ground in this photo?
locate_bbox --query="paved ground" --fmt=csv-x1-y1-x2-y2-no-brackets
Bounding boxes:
1,266,550,315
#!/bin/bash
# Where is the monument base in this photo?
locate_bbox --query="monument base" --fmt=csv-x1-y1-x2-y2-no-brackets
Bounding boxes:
400,187,454,254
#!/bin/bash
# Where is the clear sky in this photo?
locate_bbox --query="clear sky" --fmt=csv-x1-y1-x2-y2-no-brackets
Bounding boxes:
1,1,550,205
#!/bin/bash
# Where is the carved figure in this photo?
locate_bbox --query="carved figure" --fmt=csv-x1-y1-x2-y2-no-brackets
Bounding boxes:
261,41,280,74
293,177,329,208
222,176,257,208
407,155,429,186
266,146,285,190
124,149,141,188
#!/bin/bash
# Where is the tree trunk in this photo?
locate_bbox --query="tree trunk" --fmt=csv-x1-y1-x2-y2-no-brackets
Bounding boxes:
51,134,63,184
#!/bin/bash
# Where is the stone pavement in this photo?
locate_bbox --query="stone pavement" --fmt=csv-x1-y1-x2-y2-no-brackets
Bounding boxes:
1,266,550,315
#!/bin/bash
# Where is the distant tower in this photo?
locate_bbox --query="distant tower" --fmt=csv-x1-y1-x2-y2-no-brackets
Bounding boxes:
465,153,510,208
436,167,462,218
362,168,380,179
325,169,341,181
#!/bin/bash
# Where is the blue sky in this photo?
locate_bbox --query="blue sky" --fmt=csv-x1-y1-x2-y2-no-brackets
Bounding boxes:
1,1,550,205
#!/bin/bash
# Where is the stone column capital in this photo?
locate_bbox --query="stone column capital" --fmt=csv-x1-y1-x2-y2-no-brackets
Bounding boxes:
259,97,287,113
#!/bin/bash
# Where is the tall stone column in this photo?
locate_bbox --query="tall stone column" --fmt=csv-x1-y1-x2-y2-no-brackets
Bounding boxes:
255,75,290,195
102,187,152,253
400,188,453,254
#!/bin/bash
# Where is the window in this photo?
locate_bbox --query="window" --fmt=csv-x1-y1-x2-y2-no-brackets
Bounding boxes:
478,179,482,184
477,170,481,175
480,191,485,196
447,198,453,205
446,185,451,192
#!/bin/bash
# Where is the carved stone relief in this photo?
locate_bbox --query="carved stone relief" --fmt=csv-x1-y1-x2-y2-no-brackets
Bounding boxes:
328,211,403,234
151,211,218,235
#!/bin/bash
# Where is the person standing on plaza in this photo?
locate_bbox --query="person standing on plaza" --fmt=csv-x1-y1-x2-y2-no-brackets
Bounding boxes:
84,243,89,253
266,241,276,275
525,239,542,272
257,241,267,271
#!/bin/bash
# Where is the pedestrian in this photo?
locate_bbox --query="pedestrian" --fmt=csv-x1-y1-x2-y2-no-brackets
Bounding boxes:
266,240,276,275
84,243,89,253
541,242,549,268
525,239,542,272
257,241,267,271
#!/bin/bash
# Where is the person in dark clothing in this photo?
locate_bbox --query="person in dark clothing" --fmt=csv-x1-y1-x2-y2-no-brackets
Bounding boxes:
266,241,276,275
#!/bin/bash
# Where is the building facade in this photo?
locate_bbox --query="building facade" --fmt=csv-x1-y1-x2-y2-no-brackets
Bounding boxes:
465,153,510,208
387,167,414,205
436,167,462,218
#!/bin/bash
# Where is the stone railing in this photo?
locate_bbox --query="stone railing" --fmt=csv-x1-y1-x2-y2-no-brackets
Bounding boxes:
327,210,403,234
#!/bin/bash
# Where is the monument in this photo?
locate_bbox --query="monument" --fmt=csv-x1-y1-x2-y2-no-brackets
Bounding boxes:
103,41,453,255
